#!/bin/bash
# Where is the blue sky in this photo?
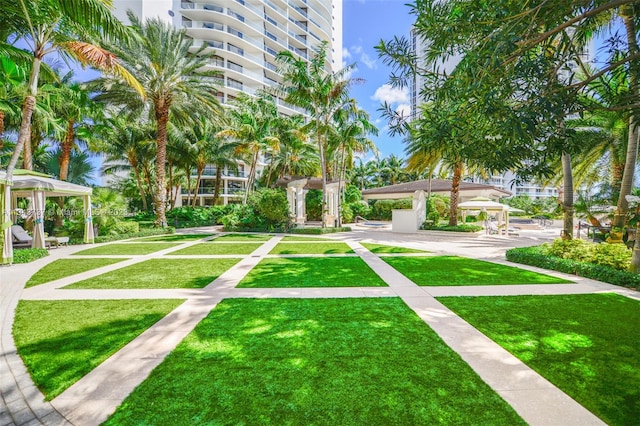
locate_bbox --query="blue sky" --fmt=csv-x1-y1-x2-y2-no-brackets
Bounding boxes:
342,0,415,161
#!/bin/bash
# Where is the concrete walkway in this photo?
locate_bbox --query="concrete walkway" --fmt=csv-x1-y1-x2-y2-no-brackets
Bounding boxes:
1,229,637,425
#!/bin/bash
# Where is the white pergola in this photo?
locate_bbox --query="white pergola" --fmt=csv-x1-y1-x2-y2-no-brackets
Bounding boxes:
1,170,94,264
283,177,343,227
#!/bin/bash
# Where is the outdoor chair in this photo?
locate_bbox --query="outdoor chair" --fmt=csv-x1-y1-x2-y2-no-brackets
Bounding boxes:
11,224,33,248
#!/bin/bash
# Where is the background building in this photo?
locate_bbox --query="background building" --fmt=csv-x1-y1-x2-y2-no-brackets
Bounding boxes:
110,0,343,205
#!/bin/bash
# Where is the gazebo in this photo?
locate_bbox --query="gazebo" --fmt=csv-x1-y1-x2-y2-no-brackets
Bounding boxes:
458,197,511,234
1,170,94,264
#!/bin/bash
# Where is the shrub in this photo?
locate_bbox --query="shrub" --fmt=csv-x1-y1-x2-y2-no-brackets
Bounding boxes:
13,248,49,264
422,223,483,232
222,189,291,232
93,227,175,244
341,204,354,224
506,246,639,290
166,205,231,228
250,189,290,224
288,226,352,234
108,221,139,235
542,238,631,270
347,200,371,220
369,199,412,221
305,190,323,221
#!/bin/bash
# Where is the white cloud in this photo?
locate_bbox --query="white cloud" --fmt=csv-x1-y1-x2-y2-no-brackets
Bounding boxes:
396,103,411,118
359,52,376,69
343,45,377,70
371,84,409,104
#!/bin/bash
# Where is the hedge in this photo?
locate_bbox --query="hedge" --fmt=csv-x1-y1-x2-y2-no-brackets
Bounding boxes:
92,227,176,244
506,246,640,290
423,223,484,233
288,226,352,235
13,248,49,264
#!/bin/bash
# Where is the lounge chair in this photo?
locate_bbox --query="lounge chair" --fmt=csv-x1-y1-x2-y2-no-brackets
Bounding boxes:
11,224,33,248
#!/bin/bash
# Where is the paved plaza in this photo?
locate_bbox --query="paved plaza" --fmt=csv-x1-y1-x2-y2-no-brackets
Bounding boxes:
1,227,637,425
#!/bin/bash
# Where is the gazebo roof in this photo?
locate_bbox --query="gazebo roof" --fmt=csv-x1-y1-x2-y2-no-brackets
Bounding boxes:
362,179,511,199
276,176,342,190
0,170,92,197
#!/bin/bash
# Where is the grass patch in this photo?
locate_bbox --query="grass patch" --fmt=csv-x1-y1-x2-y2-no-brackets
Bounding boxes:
384,256,571,286
105,298,524,425
168,242,262,255
361,243,428,254
269,242,354,255
280,236,332,241
438,293,640,426
238,257,387,287
215,233,273,241
64,258,240,289
132,234,213,242
26,258,128,288
73,243,179,256
13,299,183,399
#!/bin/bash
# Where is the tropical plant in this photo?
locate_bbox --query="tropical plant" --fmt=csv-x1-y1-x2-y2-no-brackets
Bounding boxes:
182,114,235,207
2,0,140,181
220,93,279,203
261,114,318,186
92,12,222,226
277,42,360,226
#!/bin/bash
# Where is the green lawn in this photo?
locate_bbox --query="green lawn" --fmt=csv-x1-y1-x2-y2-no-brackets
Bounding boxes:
104,298,524,425
168,242,263,255
13,299,184,399
64,258,240,289
132,234,214,242
361,243,428,254
215,233,273,241
73,243,180,256
269,242,354,255
383,256,571,286
25,258,128,288
238,257,387,287
281,236,332,241
438,293,640,426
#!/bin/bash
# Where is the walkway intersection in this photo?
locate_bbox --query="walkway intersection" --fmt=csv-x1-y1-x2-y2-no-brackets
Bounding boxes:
1,228,636,425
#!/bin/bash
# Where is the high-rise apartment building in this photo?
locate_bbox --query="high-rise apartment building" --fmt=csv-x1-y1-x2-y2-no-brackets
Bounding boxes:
110,0,342,205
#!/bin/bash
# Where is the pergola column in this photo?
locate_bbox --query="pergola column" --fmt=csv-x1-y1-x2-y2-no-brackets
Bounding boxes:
295,188,306,224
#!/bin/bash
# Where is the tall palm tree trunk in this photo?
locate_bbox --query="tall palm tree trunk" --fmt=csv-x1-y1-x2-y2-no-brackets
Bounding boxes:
213,166,223,206
192,165,204,208
132,164,148,211
561,152,574,239
613,8,640,229
59,120,75,181
154,104,169,227
243,150,259,204
448,161,462,227
6,55,42,181
0,110,5,150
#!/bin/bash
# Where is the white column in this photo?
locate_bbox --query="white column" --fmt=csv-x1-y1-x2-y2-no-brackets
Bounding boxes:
296,188,305,223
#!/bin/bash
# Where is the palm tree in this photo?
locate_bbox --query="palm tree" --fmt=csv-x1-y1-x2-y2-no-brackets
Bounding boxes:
277,42,360,226
262,114,318,186
220,93,279,203
332,106,378,225
92,12,222,226
2,0,140,182
101,116,156,212
40,147,95,185
0,57,26,148
49,72,102,182
181,115,231,207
